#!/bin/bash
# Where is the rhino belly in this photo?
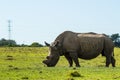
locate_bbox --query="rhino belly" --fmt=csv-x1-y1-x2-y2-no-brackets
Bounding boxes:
78,51,101,60
78,37,104,59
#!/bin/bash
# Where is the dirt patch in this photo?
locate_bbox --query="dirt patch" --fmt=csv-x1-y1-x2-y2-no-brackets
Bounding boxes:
67,77,74,80
21,76,29,79
6,55,14,60
69,71,83,77
8,65,20,70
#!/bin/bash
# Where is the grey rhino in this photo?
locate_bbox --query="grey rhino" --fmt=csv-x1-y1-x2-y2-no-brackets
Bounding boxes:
43,31,116,67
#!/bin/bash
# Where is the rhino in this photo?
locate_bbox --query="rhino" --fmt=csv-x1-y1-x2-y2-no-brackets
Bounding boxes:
43,31,116,67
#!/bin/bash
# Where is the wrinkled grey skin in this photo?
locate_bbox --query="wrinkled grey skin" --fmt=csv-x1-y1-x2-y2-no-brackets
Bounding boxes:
43,31,116,67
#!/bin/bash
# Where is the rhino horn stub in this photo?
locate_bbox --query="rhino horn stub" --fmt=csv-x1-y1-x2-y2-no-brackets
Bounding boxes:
42,60,47,64
42,59,50,66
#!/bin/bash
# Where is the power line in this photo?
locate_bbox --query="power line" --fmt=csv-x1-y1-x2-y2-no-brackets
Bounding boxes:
8,20,11,40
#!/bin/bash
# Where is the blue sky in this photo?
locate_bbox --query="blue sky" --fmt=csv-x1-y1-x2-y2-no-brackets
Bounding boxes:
0,0,120,45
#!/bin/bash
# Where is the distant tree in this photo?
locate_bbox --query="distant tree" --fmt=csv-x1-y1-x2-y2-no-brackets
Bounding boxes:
110,33,120,47
30,42,43,47
8,40,17,47
20,44,29,47
0,38,17,47
111,33,120,42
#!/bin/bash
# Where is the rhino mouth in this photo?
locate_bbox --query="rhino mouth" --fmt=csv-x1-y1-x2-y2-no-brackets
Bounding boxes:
42,56,59,67
42,59,55,67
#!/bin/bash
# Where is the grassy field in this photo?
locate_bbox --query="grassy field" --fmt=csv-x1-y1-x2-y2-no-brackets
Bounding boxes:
0,47,120,80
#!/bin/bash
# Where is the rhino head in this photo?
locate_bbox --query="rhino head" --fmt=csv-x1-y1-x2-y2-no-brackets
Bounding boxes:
42,41,61,67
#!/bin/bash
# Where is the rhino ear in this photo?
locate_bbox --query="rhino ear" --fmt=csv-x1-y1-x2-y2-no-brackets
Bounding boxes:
44,41,50,46
54,40,61,47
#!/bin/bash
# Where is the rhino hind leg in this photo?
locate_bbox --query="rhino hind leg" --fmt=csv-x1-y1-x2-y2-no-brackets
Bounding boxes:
105,56,111,67
111,56,116,67
105,54,116,67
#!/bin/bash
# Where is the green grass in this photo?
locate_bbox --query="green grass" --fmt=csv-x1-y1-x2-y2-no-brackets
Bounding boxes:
0,47,120,80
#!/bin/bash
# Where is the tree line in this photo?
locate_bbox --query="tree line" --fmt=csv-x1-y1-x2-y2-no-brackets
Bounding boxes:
0,33,120,47
0,38,43,47
110,33,120,47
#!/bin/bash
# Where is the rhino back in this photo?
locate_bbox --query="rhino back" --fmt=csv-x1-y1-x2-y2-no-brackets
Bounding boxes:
77,33,105,52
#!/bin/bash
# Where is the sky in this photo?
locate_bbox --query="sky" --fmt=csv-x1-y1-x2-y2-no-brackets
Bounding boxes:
0,0,120,45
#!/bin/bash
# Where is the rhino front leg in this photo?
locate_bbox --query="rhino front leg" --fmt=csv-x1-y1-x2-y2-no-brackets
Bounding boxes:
64,53,73,67
69,52,80,67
